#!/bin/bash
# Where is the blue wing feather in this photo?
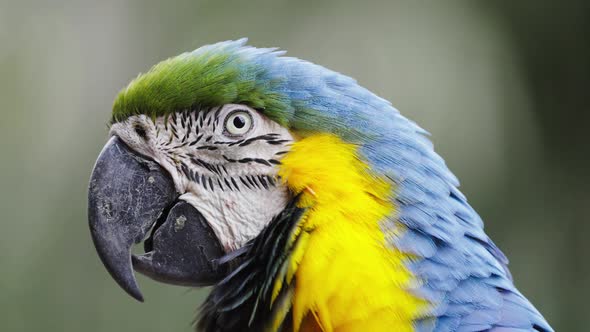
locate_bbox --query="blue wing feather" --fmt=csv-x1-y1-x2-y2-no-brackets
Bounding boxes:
356,110,552,331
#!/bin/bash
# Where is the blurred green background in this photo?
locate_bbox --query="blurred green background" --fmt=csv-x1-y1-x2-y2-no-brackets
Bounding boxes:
1,0,587,331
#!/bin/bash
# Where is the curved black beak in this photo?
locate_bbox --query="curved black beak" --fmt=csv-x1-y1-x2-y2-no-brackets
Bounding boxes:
88,137,226,302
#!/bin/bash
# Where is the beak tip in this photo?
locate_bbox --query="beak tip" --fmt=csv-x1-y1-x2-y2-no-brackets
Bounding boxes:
108,261,145,302
128,288,145,303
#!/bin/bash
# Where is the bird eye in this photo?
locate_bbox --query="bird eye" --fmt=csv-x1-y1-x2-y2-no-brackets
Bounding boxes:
224,110,253,136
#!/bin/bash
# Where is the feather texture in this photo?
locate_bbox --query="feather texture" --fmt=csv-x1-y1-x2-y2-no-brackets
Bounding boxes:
113,40,553,331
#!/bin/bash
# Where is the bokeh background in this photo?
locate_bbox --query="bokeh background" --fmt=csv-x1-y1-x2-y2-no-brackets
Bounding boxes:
1,0,587,331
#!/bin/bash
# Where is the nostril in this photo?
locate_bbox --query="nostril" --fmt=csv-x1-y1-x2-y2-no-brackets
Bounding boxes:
134,124,148,140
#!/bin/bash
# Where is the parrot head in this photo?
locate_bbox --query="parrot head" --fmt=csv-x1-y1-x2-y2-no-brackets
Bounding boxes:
88,39,552,331
89,38,369,301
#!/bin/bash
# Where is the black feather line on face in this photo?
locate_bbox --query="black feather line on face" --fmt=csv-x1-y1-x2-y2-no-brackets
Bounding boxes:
257,175,269,189
239,176,252,190
223,178,233,191
186,156,277,192
197,195,305,332
230,177,239,191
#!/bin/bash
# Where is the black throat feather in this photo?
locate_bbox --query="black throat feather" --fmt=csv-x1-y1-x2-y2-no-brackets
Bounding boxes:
197,196,305,332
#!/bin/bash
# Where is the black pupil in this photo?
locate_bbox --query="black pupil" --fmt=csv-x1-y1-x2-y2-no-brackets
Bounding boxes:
233,115,246,129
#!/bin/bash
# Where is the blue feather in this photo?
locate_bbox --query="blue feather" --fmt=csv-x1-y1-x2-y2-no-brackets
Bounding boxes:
143,40,553,332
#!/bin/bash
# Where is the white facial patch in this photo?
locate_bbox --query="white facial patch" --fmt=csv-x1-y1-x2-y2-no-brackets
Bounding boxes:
110,104,293,251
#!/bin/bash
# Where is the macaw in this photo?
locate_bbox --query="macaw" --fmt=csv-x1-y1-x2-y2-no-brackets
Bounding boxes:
88,39,552,332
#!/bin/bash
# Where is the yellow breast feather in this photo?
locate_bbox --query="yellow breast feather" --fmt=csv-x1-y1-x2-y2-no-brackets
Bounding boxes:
277,134,427,332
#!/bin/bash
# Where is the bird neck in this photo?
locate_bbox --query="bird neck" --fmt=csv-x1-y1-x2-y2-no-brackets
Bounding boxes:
198,134,427,332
